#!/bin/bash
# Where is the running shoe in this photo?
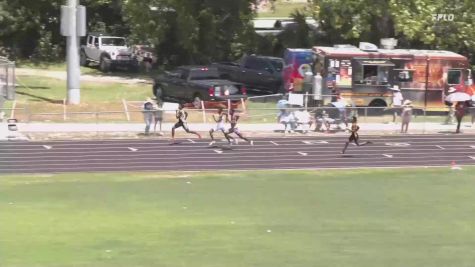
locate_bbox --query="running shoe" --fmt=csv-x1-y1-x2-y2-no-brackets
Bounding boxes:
250,140,254,146
209,141,216,146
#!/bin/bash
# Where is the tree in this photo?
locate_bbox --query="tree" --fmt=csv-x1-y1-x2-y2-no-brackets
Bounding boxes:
0,0,128,60
309,0,475,63
123,0,258,66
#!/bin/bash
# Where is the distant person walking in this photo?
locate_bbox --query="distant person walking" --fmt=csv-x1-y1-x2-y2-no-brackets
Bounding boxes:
153,99,163,133
143,98,155,135
400,100,413,133
171,103,201,143
341,116,372,154
455,101,466,134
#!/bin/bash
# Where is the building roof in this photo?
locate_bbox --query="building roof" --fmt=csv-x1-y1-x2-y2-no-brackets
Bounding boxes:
313,46,466,60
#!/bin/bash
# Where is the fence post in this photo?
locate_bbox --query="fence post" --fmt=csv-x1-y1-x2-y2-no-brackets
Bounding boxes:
63,99,67,121
364,107,368,122
122,99,130,121
241,98,246,111
10,100,16,119
304,92,308,110
201,101,206,123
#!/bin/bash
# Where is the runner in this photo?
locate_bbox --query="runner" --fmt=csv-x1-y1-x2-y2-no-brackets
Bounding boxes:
341,116,371,154
171,103,201,143
227,109,253,146
209,107,230,146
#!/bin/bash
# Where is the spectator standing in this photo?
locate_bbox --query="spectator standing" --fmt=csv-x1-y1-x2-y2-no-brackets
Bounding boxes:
400,100,413,133
143,98,154,135
153,100,164,133
391,86,403,123
455,101,466,134
445,87,456,124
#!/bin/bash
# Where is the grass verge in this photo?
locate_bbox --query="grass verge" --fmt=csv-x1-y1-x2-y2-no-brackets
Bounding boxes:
1,168,475,267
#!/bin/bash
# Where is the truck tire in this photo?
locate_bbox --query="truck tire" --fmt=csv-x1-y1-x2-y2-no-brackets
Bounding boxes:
193,95,203,109
368,99,387,115
80,51,89,67
99,56,111,72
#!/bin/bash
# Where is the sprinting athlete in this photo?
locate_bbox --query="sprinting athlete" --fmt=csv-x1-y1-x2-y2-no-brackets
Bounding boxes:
341,116,371,154
209,107,230,146
227,109,253,146
171,103,201,143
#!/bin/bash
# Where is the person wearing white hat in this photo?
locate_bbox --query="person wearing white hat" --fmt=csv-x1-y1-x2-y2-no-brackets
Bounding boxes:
401,100,413,133
391,86,403,123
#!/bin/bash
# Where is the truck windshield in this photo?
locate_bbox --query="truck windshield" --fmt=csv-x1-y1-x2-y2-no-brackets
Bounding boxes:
269,59,283,72
101,38,126,46
189,69,221,80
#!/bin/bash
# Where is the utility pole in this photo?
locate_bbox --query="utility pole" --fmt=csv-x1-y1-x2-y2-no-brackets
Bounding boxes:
61,0,86,104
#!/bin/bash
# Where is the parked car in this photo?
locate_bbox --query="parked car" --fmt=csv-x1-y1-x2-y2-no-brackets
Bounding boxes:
213,55,284,94
80,32,138,72
153,66,248,108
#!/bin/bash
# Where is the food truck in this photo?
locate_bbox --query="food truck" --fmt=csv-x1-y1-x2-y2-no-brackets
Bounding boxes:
312,44,473,110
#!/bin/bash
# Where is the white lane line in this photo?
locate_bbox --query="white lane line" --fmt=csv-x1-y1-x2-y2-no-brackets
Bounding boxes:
3,164,474,174
383,154,394,158
128,147,138,152
303,140,329,144
270,141,279,146
2,158,475,171
214,150,223,154
470,146,475,149
385,142,411,147
188,139,196,144
42,145,53,150
469,156,475,160
298,152,308,156
436,145,445,150
3,147,475,158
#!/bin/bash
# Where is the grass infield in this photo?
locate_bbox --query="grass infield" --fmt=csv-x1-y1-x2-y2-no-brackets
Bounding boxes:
1,168,475,267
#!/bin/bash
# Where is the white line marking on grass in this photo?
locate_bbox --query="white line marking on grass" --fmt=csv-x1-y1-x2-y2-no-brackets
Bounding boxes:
383,154,394,158
128,147,138,152
42,145,52,150
298,152,308,156
270,141,279,146
436,145,445,150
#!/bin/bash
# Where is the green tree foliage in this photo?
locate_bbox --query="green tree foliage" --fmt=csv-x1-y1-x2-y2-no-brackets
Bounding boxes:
123,0,257,66
310,0,475,62
0,0,127,60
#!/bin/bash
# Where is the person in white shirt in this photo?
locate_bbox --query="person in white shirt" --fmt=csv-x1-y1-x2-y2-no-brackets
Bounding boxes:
391,87,403,123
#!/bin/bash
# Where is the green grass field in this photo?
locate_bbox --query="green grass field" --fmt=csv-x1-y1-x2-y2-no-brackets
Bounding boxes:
2,168,475,267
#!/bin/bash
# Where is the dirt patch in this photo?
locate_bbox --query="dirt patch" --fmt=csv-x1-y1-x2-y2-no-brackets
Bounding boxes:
16,68,152,85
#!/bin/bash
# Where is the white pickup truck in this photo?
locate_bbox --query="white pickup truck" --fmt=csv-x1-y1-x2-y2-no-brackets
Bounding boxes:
80,33,138,72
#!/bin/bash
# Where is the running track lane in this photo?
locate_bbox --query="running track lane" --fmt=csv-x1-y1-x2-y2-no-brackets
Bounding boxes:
1,135,475,174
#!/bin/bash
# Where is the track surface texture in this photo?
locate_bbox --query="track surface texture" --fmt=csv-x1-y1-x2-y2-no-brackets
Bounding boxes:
1,134,475,174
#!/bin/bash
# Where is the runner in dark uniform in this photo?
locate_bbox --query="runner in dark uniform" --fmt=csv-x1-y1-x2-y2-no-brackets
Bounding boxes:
341,116,371,154
171,103,201,143
227,109,253,146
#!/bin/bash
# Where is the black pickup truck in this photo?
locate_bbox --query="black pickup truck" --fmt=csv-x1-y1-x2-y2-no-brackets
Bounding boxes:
153,66,247,108
213,55,284,94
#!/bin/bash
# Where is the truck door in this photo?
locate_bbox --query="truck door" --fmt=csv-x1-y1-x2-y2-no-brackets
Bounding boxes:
243,57,274,90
